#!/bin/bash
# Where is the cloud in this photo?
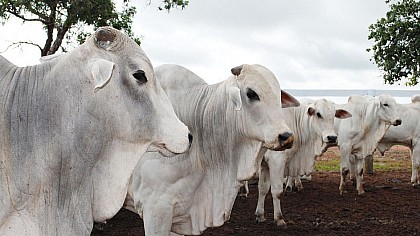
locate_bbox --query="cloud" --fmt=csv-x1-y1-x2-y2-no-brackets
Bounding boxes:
1,0,417,100
133,0,397,89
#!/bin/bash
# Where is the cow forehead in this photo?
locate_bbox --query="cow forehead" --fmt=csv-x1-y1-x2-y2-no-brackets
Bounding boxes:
378,94,397,105
239,65,281,99
313,99,335,114
90,27,154,74
116,46,154,77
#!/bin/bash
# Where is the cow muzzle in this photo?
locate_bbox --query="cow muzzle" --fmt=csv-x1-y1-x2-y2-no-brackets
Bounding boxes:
392,119,402,126
275,132,294,151
326,135,337,144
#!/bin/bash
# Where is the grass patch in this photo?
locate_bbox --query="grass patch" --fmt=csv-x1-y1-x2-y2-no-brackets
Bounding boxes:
314,146,411,172
315,157,340,171
373,157,411,171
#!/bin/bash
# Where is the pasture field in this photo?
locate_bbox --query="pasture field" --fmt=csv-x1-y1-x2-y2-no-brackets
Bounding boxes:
92,146,419,235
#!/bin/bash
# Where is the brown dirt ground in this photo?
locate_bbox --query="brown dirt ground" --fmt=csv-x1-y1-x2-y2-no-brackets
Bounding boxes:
91,147,420,236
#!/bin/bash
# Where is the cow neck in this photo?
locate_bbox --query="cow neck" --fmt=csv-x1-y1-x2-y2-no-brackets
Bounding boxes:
0,58,57,201
358,100,389,158
183,79,264,233
186,80,237,170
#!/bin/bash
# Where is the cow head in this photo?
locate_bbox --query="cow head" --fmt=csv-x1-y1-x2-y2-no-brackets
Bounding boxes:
305,99,351,155
229,64,299,151
90,26,191,157
376,94,402,127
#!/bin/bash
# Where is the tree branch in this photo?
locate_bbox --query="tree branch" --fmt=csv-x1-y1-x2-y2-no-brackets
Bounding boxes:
23,2,49,22
0,41,43,54
5,9,47,23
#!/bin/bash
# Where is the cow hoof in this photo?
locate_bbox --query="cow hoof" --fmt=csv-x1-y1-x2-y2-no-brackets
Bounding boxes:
300,175,312,181
413,184,420,189
358,191,365,196
255,215,266,223
276,220,287,229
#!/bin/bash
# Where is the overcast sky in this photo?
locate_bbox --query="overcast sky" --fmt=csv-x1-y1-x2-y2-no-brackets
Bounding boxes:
1,0,419,103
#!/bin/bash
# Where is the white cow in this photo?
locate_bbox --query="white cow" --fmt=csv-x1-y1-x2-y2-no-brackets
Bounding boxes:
375,95,420,188
125,64,300,235
0,27,190,235
254,99,351,228
335,94,401,195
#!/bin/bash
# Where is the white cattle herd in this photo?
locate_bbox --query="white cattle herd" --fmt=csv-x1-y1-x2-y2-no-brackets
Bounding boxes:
0,27,417,235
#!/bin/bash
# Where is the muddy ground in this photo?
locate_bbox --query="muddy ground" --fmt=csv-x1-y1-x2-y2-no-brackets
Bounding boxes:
91,147,420,236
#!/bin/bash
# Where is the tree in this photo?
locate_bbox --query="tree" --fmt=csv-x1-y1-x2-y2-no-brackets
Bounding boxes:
367,0,420,86
0,0,189,56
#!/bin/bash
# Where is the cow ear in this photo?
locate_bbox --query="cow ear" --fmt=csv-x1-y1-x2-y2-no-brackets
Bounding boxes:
92,59,115,93
228,86,242,111
281,90,300,108
307,107,315,116
335,109,352,119
231,65,243,76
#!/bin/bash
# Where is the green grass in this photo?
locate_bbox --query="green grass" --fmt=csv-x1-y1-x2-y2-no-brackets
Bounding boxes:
315,157,340,171
314,146,411,172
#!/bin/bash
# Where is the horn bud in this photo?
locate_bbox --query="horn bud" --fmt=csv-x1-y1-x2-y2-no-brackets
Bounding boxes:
94,27,117,50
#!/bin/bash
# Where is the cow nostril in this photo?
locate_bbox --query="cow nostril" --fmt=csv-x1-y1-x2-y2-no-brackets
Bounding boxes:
188,133,193,145
394,119,402,126
327,135,337,143
278,132,292,142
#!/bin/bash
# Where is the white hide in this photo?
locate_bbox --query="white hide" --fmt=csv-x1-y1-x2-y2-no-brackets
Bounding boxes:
254,99,351,228
376,95,420,187
126,64,300,235
335,94,401,195
0,27,190,236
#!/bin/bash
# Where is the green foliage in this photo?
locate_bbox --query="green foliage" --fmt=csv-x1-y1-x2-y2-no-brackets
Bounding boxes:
0,0,189,56
159,0,189,11
68,0,141,47
367,0,420,86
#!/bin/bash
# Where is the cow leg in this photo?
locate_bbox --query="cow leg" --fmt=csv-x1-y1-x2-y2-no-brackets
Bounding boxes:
255,161,270,223
267,156,287,229
285,176,294,192
355,158,365,195
294,177,304,192
411,146,420,187
143,203,174,236
339,146,351,195
349,154,357,186
238,181,249,197
286,176,302,191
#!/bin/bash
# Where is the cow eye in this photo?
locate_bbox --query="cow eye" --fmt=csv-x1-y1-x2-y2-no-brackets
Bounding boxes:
316,112,322,118
246,89,260,101
133,70,148,85
383,103,389,107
